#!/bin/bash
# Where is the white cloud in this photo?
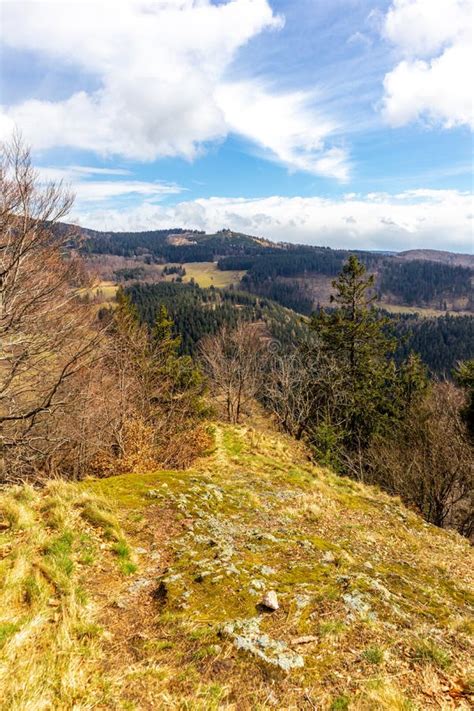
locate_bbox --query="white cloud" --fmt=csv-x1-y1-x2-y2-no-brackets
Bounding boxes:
381,0,473,128
68,189,474,252
216,82,350,180
37,166,132,181
36,165,183,202
0,0,349,180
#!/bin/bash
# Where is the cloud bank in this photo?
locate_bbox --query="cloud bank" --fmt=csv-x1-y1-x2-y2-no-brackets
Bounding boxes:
69,189,474,253
37,165,183,203
382,0,473,128
0,0,348,179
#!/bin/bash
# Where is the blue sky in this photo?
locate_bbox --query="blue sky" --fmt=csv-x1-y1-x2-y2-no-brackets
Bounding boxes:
0,0,472,251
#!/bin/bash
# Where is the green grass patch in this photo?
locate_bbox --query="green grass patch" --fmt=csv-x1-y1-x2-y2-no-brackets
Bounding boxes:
222,428,244,456
0,622,20,649
73,622,103,640
411,641,451,669
362,646,384,664
319,620,347,638
111,539,137,574
44,530,74,577
23,573,43,605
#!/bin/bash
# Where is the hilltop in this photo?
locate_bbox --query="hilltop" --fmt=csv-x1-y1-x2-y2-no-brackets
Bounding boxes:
398,250,474,269
1,423,472,710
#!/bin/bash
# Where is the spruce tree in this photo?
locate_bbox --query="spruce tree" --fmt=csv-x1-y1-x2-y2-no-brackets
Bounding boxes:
312,255,394,374
310,256,397,458
151,303,203,407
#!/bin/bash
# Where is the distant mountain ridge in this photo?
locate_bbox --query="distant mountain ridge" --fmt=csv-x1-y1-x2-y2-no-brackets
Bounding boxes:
61,220,472,262
62,222,473,313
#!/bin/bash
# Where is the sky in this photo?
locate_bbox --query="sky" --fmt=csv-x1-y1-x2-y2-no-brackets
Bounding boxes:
0,0,473,252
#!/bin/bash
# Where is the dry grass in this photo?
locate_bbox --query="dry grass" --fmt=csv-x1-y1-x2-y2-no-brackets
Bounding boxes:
0,481,131,709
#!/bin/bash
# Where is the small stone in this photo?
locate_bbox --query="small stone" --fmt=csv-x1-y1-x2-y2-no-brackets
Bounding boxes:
322,551,336,563
261,590,279,611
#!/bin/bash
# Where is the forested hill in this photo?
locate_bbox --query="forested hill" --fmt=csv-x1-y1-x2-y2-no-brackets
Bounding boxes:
123,282,474,376
123,281,308,355
76,226,274,262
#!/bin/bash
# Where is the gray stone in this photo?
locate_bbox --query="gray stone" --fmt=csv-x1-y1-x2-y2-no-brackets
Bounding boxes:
261,590,279,611
222,618,304,670
343,591,376,620
249,578,265,591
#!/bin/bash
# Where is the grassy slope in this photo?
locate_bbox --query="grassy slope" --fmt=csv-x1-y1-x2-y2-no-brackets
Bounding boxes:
0,425,472,710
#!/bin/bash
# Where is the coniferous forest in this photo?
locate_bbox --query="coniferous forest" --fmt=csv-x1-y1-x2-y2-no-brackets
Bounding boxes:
120,281,474,377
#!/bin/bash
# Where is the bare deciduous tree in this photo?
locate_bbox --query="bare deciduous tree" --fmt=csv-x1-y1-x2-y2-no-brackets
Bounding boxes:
199,322,268,423
0,135,102,479
265,342,348,442
367,382,473,537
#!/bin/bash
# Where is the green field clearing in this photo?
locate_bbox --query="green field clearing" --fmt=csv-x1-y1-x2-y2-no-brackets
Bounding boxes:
79,281,118,304
165,261,246,288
